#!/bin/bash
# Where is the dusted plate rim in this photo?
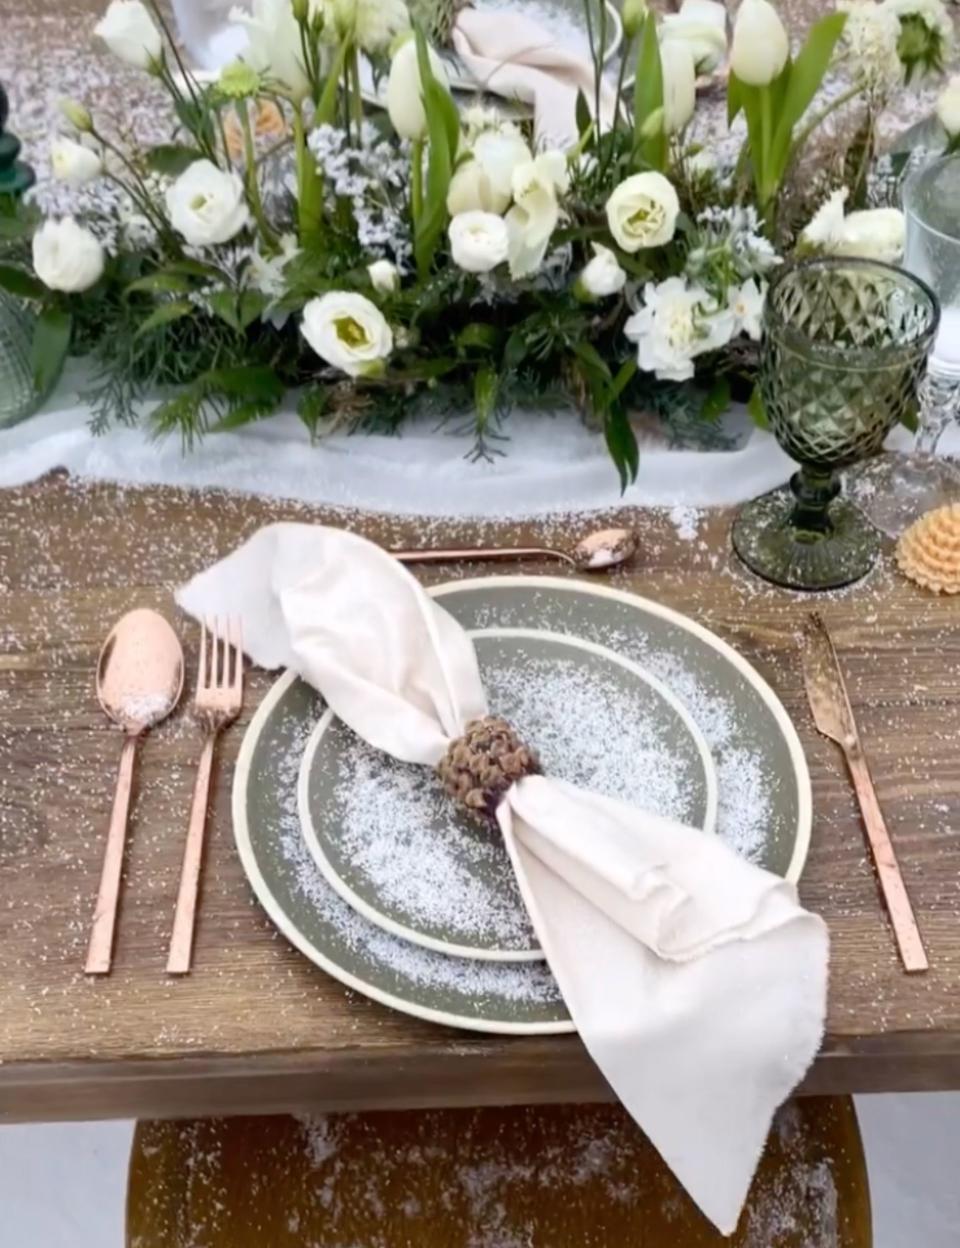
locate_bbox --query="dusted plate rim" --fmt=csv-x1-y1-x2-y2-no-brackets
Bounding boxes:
296,625,719,963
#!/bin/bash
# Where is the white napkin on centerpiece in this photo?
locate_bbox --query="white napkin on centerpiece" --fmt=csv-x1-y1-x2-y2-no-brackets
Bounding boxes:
177,522,828,1235
451,8,618,147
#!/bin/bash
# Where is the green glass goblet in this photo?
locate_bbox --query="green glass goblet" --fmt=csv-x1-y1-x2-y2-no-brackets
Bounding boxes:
732,257,939,591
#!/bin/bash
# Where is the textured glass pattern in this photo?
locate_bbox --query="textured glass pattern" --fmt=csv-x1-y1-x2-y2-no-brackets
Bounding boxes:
0,291,40,428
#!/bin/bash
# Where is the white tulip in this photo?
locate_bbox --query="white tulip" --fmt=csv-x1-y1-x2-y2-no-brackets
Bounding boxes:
32,218,105,293
624,277,735,380
576,243,627,299
835,208,905,264
94,1,163,71
504,151,568,278
50,136,103,186
730,0,789,85
937,74,960,136
605,172,680,252
165,160,250,246
661,0,728,73
367,259,400,293
449,211,510,273
230,0,310,101
386,36,449,141
659,39,697,133
301,291,393,377
446,128,532,216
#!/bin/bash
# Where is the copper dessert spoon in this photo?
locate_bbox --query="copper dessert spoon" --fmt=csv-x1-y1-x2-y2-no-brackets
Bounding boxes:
391,527,638,572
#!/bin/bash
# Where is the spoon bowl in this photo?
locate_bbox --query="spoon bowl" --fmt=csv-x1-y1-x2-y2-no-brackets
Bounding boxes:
571,527,638,571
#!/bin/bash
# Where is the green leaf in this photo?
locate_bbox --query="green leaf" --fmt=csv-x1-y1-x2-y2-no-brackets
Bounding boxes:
208,398,279,431
202,364,285,402
700,376,731,423
207,290,242,331
298,386,330,440
457,322,501,353
30,307,71,394
134,300,195,338
573,339,612,381
772,12,848,169
0,216,36,240
414,28,459,276
145,143,205,176
504,330,528,370
125,272,195,296
747,384,768,429
575,88,592,139
165,258,225,280
473,365,499,433
604,407,639,491
727,72,743,125
0,264,45,300
237,289,269,329
610,358,637,402
632,14,666,171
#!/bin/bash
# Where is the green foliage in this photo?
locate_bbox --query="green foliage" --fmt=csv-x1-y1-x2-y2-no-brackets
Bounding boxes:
31,307,71,393
151,365,284,445
413,27,459,277
0,263,45,300
632,15,666,172
145,144,206,176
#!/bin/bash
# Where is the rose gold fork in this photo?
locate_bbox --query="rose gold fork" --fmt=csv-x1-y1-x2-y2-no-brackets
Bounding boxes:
166,617,244,975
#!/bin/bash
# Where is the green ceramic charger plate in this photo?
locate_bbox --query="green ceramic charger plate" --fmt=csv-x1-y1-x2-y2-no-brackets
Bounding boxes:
232,576,812,1035
297,627,719,963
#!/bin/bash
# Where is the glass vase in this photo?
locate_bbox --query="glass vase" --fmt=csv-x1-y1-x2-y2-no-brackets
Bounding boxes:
0,290,42,428
732,257,939,591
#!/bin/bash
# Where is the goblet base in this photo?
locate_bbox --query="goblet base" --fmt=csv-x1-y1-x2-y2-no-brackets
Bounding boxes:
852,453,960,540
732,487,880,591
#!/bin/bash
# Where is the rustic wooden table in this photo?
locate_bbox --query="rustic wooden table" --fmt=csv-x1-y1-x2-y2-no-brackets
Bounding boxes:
2,473,960,1124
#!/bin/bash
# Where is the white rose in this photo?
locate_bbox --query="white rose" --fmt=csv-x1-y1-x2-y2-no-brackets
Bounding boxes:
94,1,163,70
230,0,310,101
661,0,728,73
165,160,250,246
835,208,905,263
659,39,697,133
50,136,103,186
301,291,393,377
728,278,765,340
32,218,105,293
577,243,627,299
449,211,510,273
605,172,680,252
367,259,400,293
730,0,789,85
937,74,960,136
386,36,449,141
446,128,532,216
624,277,734,381
504,151,568,278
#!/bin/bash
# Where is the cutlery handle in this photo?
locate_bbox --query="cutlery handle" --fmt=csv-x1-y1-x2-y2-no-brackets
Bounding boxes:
391,546,573,567
85,733,139,975
166,734,217,975
846,751,928,974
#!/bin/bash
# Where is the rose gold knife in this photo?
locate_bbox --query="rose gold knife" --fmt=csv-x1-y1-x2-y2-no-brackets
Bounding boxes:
801,613,928,974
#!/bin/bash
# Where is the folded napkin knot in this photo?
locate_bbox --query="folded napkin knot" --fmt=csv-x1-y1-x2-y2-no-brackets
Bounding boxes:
437,715,540,820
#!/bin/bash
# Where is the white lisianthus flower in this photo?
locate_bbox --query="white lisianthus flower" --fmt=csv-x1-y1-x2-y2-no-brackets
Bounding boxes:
576,243,627,300
301,292,393,377
449,211,510,273
32,218,105,293
504,151,568,278
838,0,903,90
166,160,250,246
50,136,103,186
446,127,533,216
230,0,310,101
367,258,400,293
659,39,697,133
883,0,953,81
936,74,960,135
386,36,449,141
605,172,680,252
730,0,789,85
624,277,735,381
661,0,728,73
94,0,163,70
728,278,765,339
800,187,905,263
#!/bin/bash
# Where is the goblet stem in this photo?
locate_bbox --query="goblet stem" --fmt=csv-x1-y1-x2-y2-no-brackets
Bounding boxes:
915,371,960,456
788,467,840,538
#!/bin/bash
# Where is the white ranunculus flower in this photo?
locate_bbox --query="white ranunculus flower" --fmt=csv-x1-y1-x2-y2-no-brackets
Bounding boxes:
835,208,906,263
367,258,400,293
624,277,735,381
605,172,680,252
577,243,627,299
94,0,163,70
728,278,765,339
661,0,728,73
386,36,449,141
50,136,103,186
446,127,533,216
659,39,697,133
838,0,903,90
730,0,789,85
166,160,250,246
230,0,310,101
504,151,568,278
301,291,393,377
32,218,105,293
937,74,960,135
449,211,510,273
883,0,953,81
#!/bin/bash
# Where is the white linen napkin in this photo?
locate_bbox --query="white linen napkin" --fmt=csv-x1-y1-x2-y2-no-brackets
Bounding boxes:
451,8,617,147
177,522,829,1235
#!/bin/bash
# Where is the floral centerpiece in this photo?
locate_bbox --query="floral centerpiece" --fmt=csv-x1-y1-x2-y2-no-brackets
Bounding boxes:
0,0,955,481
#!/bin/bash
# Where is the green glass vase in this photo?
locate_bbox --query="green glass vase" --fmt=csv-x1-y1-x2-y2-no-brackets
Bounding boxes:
0,290,43,428
732,257,939,591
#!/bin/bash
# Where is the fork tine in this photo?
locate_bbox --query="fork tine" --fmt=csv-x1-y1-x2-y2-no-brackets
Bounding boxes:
217,615,227,688
199,617,209,693
231,617,243,693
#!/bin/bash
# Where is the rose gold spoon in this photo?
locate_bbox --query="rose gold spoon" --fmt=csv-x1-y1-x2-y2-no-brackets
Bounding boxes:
391,527,638,572
85,609,184,975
